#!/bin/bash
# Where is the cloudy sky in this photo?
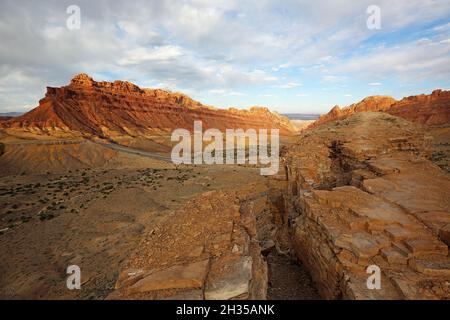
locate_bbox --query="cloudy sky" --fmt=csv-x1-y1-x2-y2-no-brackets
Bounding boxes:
0,0,449,114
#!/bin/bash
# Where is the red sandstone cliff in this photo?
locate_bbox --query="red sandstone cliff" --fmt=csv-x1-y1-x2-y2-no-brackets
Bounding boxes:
308,90,450,129
388,90,450,125
1,73,295,137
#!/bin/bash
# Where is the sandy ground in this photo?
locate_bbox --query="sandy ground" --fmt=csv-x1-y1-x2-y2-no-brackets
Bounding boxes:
0,163,273,299
267,252,320,300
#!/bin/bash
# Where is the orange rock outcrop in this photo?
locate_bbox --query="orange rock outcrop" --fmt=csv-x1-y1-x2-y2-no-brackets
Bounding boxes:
308,90,450,129
1,73,295,137
276,112,450,299
108,185,271,300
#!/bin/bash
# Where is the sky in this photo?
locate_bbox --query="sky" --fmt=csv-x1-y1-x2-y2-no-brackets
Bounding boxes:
0,0,449,114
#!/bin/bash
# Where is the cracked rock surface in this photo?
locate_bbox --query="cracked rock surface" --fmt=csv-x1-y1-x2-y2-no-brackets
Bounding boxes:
108,184,271,300
278,112,450,299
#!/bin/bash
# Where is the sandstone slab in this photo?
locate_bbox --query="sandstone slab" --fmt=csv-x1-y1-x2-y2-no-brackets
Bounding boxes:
129,259,209,293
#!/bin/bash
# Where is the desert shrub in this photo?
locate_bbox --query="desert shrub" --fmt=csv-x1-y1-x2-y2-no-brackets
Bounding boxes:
39,212,55,221
20,216,31,223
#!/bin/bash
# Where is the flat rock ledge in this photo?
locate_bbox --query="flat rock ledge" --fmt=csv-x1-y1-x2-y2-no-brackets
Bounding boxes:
107,184,271,300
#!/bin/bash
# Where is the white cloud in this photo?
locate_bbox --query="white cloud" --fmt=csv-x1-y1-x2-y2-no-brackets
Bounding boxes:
322,75,346,83
227,91,245,96
433,22,450,32
331,39,450,81
210,89,245,96
209,89,227,95
274,82,302,89
0,0,449,112
246,69,278,82
260,94,276,97
118,46,184,65
369,82,382,86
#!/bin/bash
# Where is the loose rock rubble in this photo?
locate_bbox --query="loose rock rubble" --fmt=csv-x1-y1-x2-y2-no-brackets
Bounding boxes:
277,112,450,299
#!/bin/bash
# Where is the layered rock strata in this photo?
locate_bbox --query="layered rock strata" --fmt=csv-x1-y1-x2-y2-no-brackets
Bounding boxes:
278,112,450,299
308,90,450,129
1,74,295,137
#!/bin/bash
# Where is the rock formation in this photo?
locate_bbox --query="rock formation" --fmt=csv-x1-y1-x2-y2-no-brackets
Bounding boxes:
275,112,450,299
308,90,450,129
0,116,13,122
1,74,449,300
108,184,273,300
109,111,450,300
1,73,295,137
388,90,450,126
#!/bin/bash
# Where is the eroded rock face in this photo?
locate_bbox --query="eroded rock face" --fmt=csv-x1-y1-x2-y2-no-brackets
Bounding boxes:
108,184,274,300
1,73,295,137
280,112,450,299
388,90,450,126
308,90,450,129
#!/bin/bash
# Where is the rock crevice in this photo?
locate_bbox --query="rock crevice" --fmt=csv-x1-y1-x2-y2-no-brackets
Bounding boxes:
276,112,450,299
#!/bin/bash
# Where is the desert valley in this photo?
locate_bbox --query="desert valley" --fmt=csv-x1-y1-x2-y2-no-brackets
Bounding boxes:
0,74,449,300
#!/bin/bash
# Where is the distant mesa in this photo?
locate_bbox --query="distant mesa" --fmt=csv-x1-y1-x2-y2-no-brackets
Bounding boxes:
283,113,320,120
308,90,450,129
0,112,24,122
0,112,24,117
0,73,295,138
